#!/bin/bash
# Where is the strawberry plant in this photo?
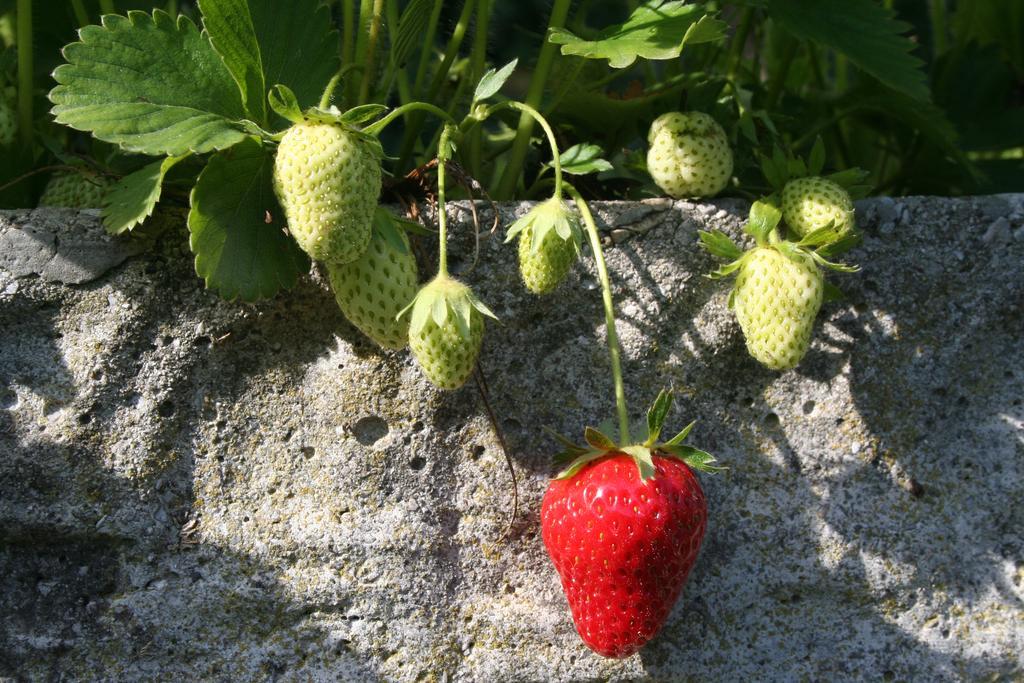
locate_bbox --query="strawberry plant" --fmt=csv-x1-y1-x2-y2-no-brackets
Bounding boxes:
8,0,1020,661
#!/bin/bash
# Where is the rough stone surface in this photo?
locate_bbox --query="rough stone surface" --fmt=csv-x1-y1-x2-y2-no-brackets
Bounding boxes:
1,197,1022,682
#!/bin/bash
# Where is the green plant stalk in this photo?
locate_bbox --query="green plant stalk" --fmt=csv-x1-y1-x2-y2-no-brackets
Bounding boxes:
727,7,754,80
929,0,947,58
493,0,571,199
436,125,457,277
348,0,375,106
362,101,457,137
341,0,355,67
70,0,89,27
566,184,630,445
357,0,386,104
99,0,115,15
468,0,492,179
399,0,475,172
542,56,584,116
15,0,31,149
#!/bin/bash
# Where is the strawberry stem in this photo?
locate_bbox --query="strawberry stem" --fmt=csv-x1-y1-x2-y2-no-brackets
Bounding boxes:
435,124,457,277
471,101,564,200
362,102,457,137
565,184,630,445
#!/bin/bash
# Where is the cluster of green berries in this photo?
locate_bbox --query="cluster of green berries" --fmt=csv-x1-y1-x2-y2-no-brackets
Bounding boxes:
644,111,859,371
271,109,584,391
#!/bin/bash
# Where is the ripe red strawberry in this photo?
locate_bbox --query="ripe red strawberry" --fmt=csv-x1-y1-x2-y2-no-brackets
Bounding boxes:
540,391,721,658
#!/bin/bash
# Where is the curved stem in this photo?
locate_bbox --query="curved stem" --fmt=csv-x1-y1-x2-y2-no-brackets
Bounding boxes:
477,101,563,198
318,66,356,110
16,0,32,150
493,0,571,199
565,184,630,445
436,125,457,277
362,101,457,137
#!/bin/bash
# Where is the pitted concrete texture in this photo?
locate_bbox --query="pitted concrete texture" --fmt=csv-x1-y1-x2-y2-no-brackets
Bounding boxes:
1,196,1022,681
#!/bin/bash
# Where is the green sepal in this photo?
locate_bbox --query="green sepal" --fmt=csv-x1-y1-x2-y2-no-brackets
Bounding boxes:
817,230,862,258
698,229,743,261
745,198,782,245
341,103,389,126
808,249,860,273
621,445,656,480
268,84,303,123
796,221,842,248
585,426,616,450
661,444,726,473
709,257,744,280
665,420,695,446
555,450,613,480
644,389,673,447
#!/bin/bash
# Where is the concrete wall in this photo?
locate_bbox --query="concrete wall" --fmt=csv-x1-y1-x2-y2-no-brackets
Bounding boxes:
1,196,1022,681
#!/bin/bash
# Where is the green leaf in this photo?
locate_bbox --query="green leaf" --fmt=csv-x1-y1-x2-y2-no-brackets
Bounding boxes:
50,11,248,156
198,0,266,124
551,143,614,176
808,137,826,176
267,84,302,123
341,104,389,126
188,137,309,301
645,390,673,446
665,420,695,446
681,13,728,48
548,1,713,69
473,58,518,103
698,229,743,260
768,0,930,101
817,231,862,259
102,155,187,235
390,0,434,68
584,426,616,451
246,0,339,118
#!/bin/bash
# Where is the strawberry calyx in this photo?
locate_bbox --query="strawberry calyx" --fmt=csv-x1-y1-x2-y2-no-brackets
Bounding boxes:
548,390,724,481
699,198,859,286
267,83,386,158
397,273,498,340
504,196,583,255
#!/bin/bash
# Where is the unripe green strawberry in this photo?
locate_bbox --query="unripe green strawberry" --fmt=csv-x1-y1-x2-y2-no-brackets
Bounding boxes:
781,176,855,238
505,197,582,294
647,111,732,198
38,171,111,208
273,121,381,265
0,97,16,147
327,211,419,349
402,275,497,390
732,247,823,370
